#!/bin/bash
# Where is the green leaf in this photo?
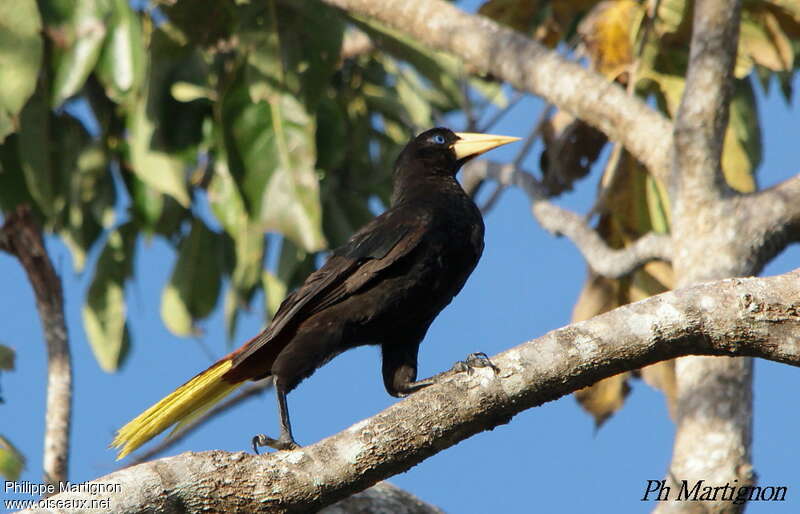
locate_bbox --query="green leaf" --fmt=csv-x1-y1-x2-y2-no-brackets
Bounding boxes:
262,270,286,319
161,218,223,336
126,32,196,207
0,436,25,481
17,89,58,217
0,0,43,142
0,135,37,212
0,345,14,371
59,139,113,272
128,89,190,207
129,174,164,232
209,158,265,298
96,0,145,102
262,237,315,319
222,74,326,252
48,0,110,107
238,0,344,110
82,223,136,372
351,15,507,111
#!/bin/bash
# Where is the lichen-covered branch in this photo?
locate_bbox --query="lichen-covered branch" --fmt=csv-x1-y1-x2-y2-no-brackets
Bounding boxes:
39,270,800,513
671,0,742,201
740,173,800,273
464,160,672,278
665,0,749,512
1,206,72,490
321,0,673,183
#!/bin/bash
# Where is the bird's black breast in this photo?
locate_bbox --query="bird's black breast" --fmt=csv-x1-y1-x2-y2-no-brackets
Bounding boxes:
350,188,485,343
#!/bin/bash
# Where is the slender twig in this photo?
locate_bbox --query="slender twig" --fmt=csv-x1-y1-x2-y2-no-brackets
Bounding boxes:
477,90,524,133
465,160,672,277
1,206,72,492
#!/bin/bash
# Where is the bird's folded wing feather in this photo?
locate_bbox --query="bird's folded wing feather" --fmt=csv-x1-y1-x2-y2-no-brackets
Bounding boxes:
231,208,432,367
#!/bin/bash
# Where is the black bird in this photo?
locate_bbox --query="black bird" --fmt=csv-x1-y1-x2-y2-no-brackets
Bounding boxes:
112,127,519,458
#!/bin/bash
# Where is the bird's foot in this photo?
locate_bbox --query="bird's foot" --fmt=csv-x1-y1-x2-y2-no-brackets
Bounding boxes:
252,434,300,454
451,352,499,376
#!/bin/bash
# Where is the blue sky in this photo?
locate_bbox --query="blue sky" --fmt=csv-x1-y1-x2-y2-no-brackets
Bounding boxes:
2,21,799,514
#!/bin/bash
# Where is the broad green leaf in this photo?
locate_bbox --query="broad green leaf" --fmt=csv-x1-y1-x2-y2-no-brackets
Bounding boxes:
48,0,110,107
17,89,58,217
0,0,43,142
161,218,223,336
238,0,344,110
0,345,14,371
83,223,136,372
129,174,164,232
262,237,315,319
96,0,145,102
209,158,265,299
0,436,24,481
262,271,286,319
222,75,325,252
126,31,202,207
0,135,37,212
59,140,112,271
128,90,190,207
209,156,264,341
352,16,507,110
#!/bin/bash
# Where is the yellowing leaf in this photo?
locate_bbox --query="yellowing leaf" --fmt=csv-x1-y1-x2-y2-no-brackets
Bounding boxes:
579,0,643,79
739,7,795,75
575,374,631,428
722,79,760,193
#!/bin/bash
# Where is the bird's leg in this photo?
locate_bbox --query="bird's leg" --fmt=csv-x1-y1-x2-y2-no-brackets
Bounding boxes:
382,342,434,397
252,378,300,453
451,352,499,375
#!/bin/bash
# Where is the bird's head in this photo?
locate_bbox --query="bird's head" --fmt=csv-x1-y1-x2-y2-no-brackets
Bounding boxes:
395,127,519,179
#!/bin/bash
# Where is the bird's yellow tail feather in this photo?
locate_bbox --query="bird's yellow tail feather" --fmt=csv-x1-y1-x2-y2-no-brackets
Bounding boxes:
112,360,243,460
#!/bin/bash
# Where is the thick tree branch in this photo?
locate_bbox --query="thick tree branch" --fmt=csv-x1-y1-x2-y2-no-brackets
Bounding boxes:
465,160,672,278
40,271,800,513
1,206,72,490
665,1,750,512
322,0,673,183
739,173,800,273
671,0,741,201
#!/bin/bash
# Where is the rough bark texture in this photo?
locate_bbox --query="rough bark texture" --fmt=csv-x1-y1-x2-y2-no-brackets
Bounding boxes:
662,1,752,512
33,271,800,513
0,206,72,491
321,0,673,183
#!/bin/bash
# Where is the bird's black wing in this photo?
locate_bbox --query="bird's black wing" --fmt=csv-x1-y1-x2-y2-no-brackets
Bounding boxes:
231,207,431,367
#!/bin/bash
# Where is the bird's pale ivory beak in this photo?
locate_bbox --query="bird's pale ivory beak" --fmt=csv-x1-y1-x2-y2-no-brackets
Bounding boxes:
452,132,521,160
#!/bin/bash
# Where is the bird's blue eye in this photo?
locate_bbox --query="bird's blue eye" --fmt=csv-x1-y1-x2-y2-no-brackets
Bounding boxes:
430,134,446,145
